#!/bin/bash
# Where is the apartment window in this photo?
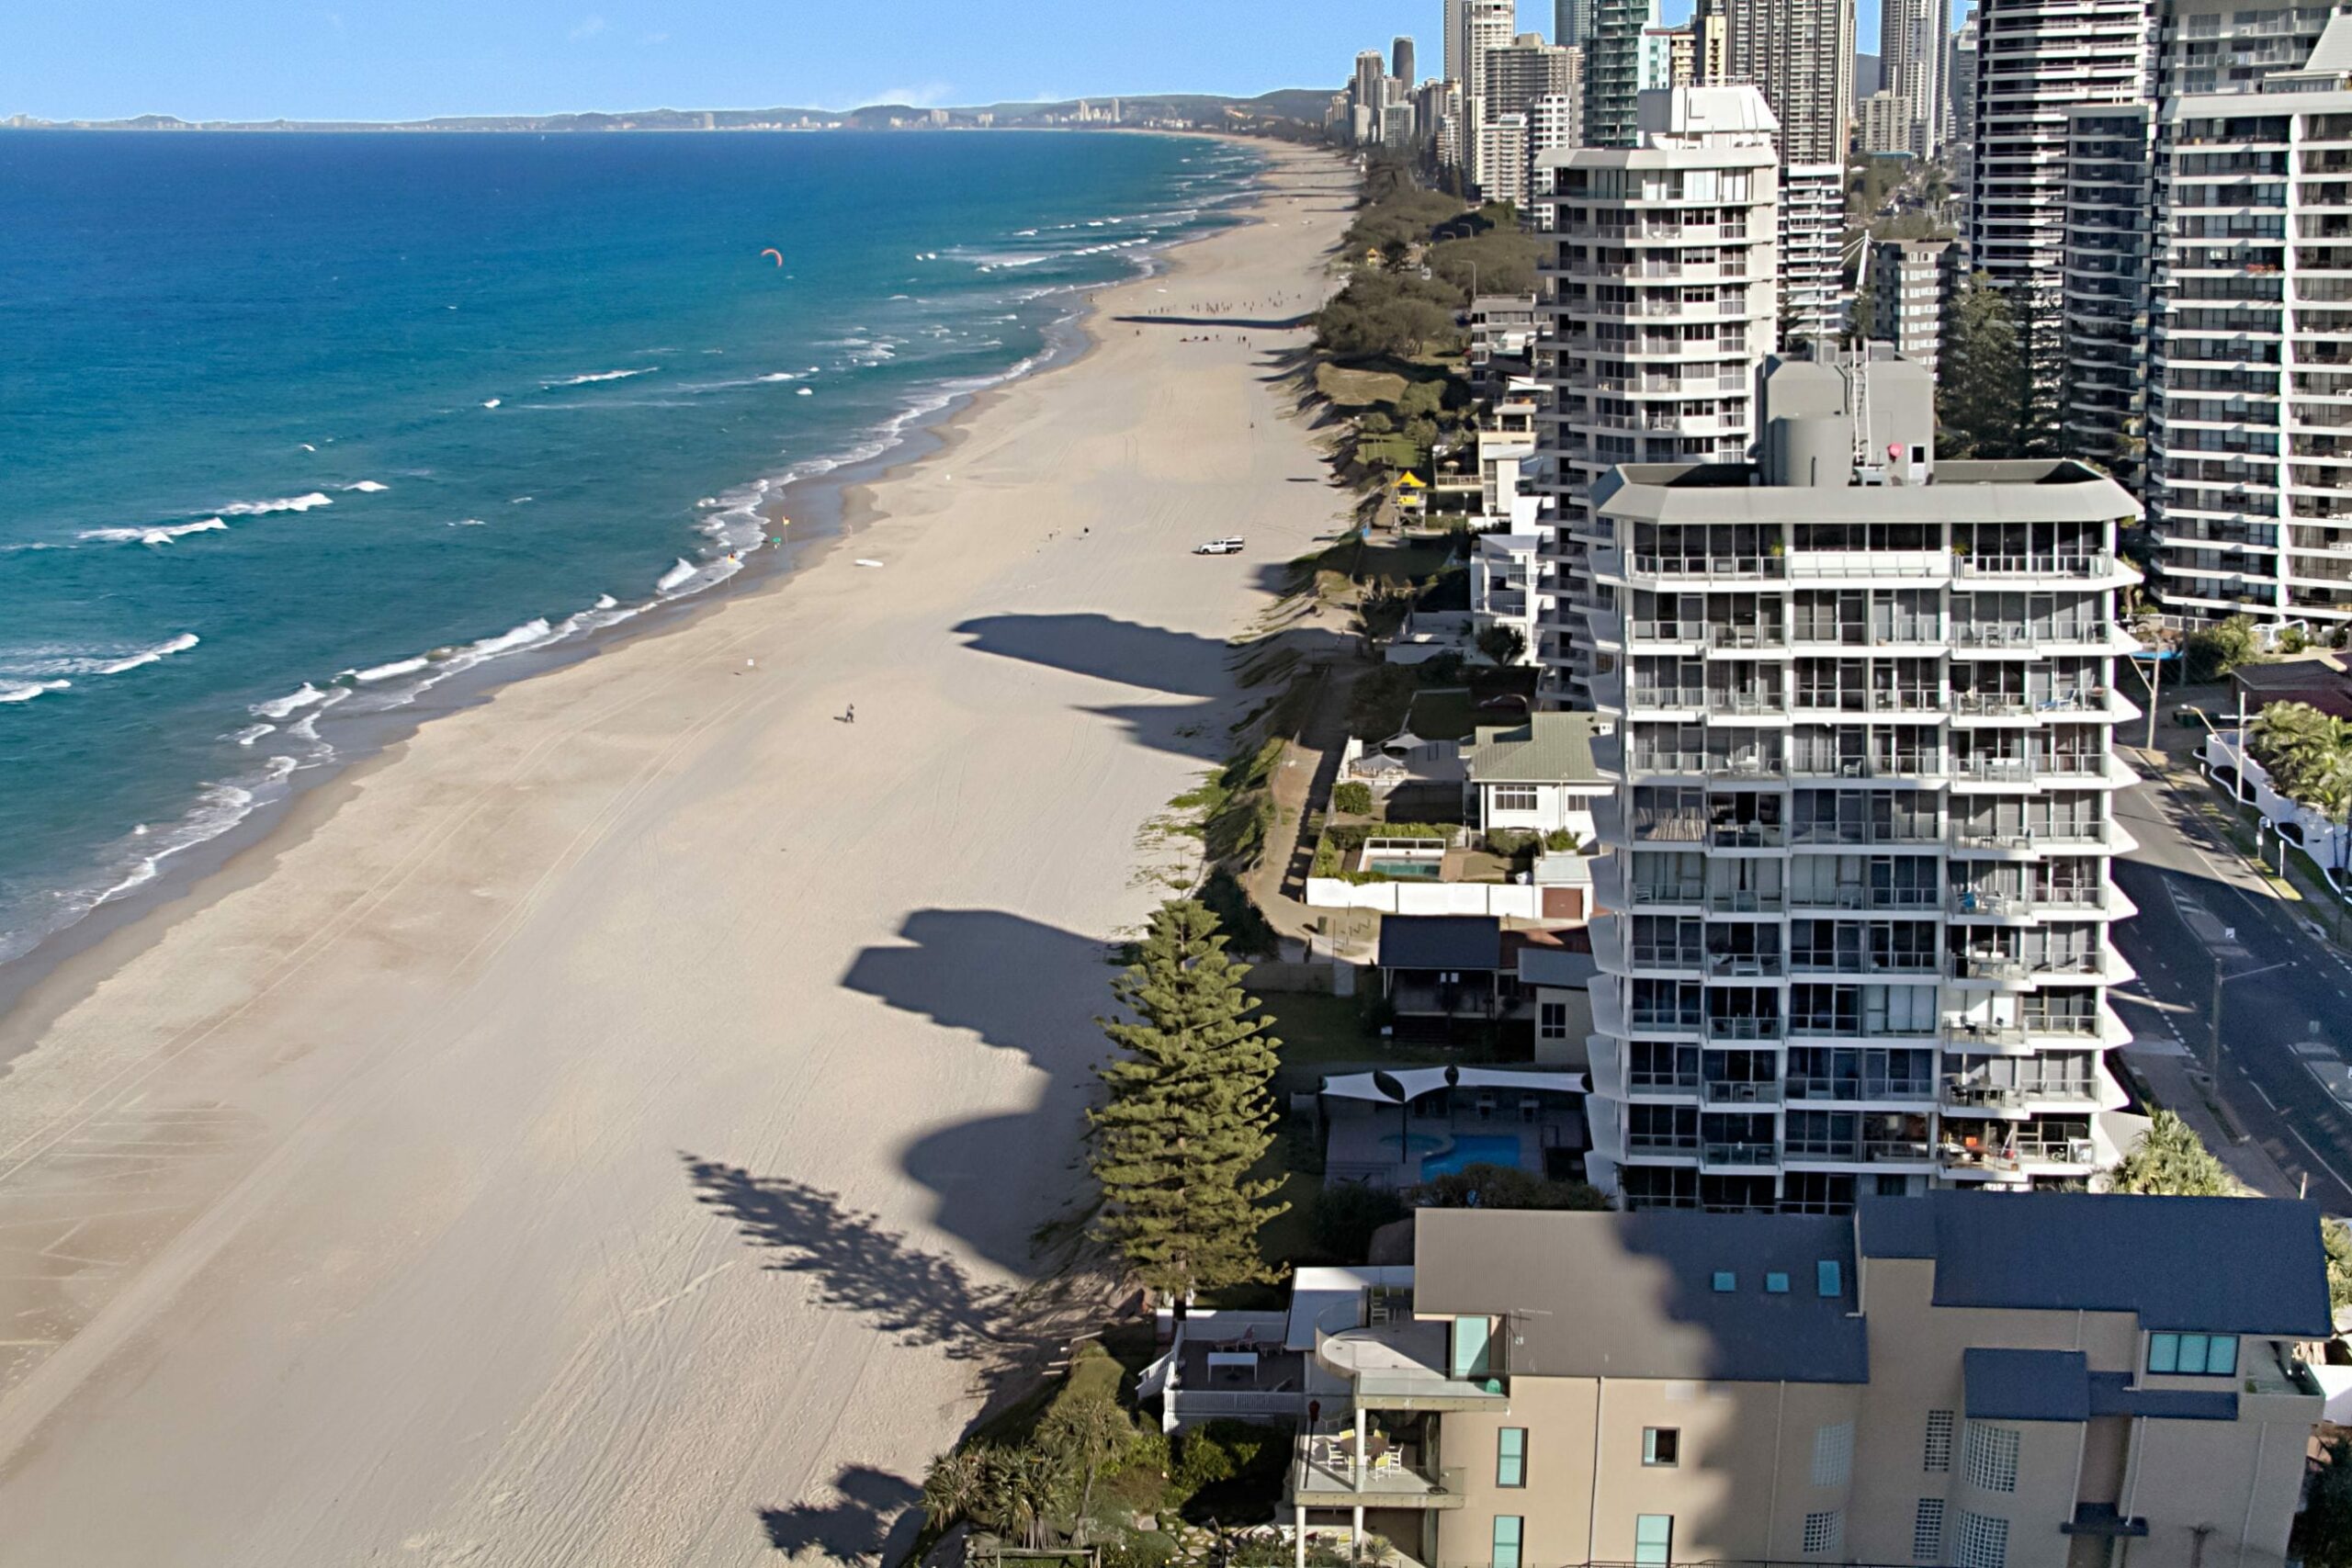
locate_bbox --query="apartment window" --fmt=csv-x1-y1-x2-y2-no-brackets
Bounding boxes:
1493,785,1540,813
1953,1511,2008,1568
1812,1421,1854,1488
1923,1409,1954,1472
1494,1516,1524,1568
2148,1332,2240,1376
1912,1499,1946,1563
1498,1427,1528,1489
1540,1002,1569,1041
1634,1514,1674,1568
1965,1424,2020,1494
1803,1510,1845,1556
1644,1427,1680,1467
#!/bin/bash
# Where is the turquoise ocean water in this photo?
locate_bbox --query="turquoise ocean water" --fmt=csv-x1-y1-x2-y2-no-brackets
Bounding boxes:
0,130,1260,970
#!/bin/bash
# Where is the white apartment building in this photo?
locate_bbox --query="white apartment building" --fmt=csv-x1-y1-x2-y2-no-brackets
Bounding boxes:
1781,164,1849,346
1719,0,1858,166
1867,236,1955,377
1966,0,2152,389
1479,114,1532,210
2149,38,2352,621
1861,87,1915,154
1527,90,1582,225
1581,349,2143,1214
1537,85,1782,704
1473,532,1548,665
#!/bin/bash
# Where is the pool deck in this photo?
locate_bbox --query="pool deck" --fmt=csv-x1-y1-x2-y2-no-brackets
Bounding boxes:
1324,1101,1588,1190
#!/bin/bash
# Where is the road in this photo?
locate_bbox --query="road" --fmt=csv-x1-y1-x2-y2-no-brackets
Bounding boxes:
2109,763,2352,1209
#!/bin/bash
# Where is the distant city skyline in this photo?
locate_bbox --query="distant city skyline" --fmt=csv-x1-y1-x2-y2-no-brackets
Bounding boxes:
0,0,1928,124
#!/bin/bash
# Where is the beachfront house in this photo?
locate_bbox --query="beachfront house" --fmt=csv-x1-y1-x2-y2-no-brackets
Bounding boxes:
1460,713,1611,839
1316,1066,1589,1190
1376,915,1510,1025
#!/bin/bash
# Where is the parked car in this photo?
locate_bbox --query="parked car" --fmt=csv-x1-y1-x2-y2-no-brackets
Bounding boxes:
1193,536,1246,556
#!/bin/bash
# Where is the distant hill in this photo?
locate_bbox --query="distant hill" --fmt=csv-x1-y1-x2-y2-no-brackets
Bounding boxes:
3,87,1336,135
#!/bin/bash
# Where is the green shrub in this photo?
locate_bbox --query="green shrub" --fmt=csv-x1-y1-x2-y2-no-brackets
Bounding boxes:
1418,1163,1611,1210
1102,1535,1181,1568
1332,782,1374,816
1483,829,1539,860
1543,829,1582,852
1311,1183,1408,1260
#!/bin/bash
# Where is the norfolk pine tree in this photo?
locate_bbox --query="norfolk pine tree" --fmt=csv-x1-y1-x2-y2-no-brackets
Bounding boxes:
1090,899,1289,1303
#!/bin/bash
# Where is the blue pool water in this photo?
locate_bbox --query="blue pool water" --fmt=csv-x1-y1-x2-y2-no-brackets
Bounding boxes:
0,130,1260,971
1419,1135,1527,1179
1378,1133,1446,1156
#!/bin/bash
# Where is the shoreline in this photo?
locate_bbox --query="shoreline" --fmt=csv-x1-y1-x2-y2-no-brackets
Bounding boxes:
0,141,1356,1565
0,135,1267,1040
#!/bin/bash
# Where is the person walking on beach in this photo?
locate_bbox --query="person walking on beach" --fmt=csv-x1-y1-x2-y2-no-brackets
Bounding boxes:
844,703,856,725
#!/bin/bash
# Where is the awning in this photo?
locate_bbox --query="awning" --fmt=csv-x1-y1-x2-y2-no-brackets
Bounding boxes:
1317,1066,1589,1104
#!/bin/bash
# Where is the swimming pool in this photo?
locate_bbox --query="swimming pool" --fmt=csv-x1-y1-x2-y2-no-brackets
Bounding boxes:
1419,1134,1526,1179
1367,859,1443,879
1378,1133,1447,1156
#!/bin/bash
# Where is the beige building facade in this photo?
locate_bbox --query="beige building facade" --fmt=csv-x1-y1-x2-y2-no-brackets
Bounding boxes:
1288,1195,2330,1568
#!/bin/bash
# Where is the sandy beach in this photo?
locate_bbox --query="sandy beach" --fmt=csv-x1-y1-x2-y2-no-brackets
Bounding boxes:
0,142,1353,1566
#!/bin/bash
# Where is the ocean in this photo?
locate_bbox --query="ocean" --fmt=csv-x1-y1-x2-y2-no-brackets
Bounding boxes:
0,129,1261,971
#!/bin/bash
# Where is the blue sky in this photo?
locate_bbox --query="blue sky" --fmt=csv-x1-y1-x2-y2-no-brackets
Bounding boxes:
0,2,1878,124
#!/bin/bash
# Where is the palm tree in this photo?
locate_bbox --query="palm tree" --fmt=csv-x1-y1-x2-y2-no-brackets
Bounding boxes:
921,1449,989,1533
2107,1110,2241,1196
2253,702,2352,817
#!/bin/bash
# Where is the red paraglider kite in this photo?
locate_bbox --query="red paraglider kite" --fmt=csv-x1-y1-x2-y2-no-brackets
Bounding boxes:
760,248,785,266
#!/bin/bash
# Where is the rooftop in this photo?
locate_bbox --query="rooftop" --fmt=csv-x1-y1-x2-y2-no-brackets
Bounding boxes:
1857,1191,2334,1337
1463,712,1610,786
1378,915,1504,973
1411,1208,1868,1384
1594,459,2139,525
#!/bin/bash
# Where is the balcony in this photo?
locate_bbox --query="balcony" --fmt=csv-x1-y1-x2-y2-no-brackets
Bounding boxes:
1290,1439,1467,1511
1954,552,2122,581
1785,1076,1937,1104
1702,1140,1781,1169
1312,1321,1507,1412
1702,1078,1782,1105
1941,1077,2101,1112
1784,1138,1939,1166
1940,1133,2101,1174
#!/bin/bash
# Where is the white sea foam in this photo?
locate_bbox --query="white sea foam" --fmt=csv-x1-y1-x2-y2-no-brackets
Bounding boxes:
447,518,488,527
79,517,229,546
230,723,275,747
545,367,658,388
352,655,431,683
219,491,333,516
655,558,698,592
594,593,618,609
252,682,326,719
92,632,199,675
0,680,70,704
756,372,799,382
343,479,389,492
482,398,502,409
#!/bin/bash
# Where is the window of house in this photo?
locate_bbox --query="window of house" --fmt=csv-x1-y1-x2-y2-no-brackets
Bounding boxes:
1813,1421,1854,1488
1803,1510,1845,1556
1953,1511,2008,1568
1644,1427,1679,1467
1965,1424,2019,1494
1498,1428,1528,1488
2148,1332,2239,1376
1912,1499,1946,1564
1923,1409,1954,1472
1494,1516,1524,1568
1494,785,1541,813
1540,1002,1569,1041
1634,1514,1674,1568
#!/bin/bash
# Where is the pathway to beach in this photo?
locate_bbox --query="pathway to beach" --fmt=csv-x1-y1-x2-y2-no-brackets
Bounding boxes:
0,144,1357,1566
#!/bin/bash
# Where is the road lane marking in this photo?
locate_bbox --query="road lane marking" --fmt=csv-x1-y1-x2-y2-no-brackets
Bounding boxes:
2290,1125,2352,1194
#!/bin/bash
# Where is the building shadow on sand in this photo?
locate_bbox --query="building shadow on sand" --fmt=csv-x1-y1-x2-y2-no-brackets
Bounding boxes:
951,611,1352,762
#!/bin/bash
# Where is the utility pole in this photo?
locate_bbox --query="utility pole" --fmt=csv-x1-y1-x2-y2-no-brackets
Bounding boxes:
2210,930,2231,1086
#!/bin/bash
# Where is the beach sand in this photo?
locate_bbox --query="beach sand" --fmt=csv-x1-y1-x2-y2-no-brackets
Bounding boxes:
0,143,1355,1566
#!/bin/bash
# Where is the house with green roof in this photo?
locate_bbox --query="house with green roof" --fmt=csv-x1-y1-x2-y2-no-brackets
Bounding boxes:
1460,712,1613,838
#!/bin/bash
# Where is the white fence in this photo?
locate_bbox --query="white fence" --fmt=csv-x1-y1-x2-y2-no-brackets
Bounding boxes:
2200,730,2352,877
1305,878,1549,918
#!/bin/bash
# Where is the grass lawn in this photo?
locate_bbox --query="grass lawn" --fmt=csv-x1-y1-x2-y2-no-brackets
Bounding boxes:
1258,989,1453,1093
1317,362,1410,408
1356,435,1426,471
1355,541,1457,583
1407,686,1479,741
